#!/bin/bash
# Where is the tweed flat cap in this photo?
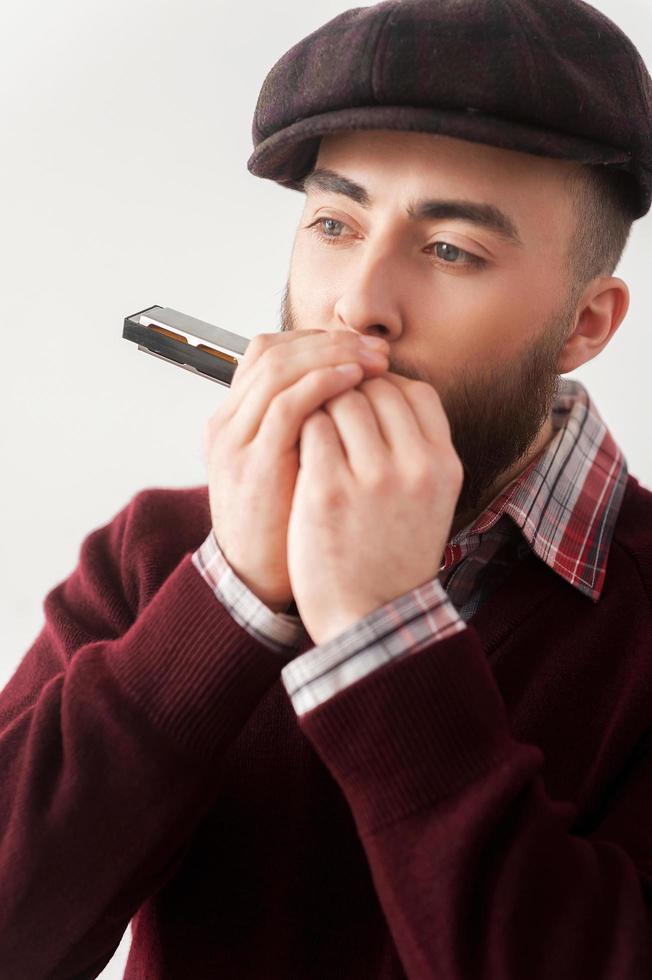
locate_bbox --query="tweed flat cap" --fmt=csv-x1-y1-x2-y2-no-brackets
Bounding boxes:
247,0,652,219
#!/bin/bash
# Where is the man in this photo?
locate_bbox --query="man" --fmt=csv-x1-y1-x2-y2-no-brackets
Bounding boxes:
1,0,651,977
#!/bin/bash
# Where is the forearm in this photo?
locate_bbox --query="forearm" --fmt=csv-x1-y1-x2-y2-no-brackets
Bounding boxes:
0,555,284,980
297,627,651,979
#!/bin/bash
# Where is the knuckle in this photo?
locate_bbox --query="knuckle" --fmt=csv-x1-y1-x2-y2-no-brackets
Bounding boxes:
435,452,464,489
270,375,306,410
264,380,307,424
407,459,438,493
414,379,439,402
250,333,270,353
364,461,394,491
230,360,246,388
264,391,288,423
447,454,466,488
204,407,234,452
245,334,271,363
301,409,326,436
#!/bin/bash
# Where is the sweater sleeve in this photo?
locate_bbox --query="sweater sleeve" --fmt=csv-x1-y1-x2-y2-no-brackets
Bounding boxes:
0,492,288,980
294,626,652,979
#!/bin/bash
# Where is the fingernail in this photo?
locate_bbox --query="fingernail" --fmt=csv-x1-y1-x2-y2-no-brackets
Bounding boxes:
359,349,388,365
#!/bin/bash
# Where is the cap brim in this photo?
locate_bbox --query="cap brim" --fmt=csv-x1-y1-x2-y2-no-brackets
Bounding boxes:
247,104,633,191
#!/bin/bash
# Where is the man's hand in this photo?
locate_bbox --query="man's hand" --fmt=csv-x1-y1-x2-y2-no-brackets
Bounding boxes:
203,329,389,612
286,372,464,645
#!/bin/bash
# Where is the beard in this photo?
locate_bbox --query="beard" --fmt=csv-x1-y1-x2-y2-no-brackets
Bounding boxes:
278,280,575,529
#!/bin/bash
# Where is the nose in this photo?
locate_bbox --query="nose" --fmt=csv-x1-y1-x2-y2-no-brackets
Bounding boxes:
331,248,404,344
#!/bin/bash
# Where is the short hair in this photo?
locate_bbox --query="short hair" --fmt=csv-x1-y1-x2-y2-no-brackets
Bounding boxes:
562,164,639,312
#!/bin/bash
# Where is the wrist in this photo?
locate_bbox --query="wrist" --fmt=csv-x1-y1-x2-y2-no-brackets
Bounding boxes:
267,598,298,614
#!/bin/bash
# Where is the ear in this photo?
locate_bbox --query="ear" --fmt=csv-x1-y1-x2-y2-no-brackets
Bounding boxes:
556,277,630,374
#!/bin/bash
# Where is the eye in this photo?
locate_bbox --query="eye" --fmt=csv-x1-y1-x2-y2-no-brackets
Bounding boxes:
428,242,485,268
305,217,486,269
306,217,351,243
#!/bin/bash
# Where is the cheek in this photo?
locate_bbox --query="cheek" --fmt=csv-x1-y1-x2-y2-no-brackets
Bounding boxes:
288,266,334,330
288,246,326,314
460,266,557,364
425,277,522,364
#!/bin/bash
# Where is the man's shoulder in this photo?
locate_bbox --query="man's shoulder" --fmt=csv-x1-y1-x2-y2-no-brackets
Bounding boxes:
611,473,652,593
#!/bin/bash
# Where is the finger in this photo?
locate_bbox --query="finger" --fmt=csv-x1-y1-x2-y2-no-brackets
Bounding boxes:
324,378,431,482
354,377,424,455
322,386,388,476
299,408,346,477
380,371,451,446
380,373,463,487
230,329,327,396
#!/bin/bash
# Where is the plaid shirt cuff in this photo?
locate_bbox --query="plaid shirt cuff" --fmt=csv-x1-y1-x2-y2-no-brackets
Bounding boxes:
191,529,307,656
280,578,467,716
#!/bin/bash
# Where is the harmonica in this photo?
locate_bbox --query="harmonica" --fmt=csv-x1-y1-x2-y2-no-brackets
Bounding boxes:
122,305,250,388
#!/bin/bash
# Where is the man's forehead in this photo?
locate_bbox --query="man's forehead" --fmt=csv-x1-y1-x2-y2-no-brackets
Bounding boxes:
316,129,574,184
310,130,575,243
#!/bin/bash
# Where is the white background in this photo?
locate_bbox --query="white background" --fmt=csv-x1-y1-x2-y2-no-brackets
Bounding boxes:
1,1,651,976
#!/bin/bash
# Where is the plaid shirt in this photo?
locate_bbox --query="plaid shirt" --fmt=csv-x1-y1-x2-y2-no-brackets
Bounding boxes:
192,378,629,718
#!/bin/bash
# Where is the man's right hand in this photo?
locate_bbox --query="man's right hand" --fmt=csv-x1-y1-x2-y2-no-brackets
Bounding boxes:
203,329,390,613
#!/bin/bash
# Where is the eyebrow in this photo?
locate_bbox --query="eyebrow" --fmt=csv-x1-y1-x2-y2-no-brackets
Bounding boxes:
301,167,524,248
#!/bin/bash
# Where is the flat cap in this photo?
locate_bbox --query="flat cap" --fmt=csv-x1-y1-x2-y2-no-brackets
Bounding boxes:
247,0,652,219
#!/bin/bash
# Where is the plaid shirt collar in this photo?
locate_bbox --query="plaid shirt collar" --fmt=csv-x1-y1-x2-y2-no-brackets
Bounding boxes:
441,378,629,602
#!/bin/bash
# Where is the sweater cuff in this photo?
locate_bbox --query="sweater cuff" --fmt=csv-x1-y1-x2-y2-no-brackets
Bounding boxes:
295,625,513,836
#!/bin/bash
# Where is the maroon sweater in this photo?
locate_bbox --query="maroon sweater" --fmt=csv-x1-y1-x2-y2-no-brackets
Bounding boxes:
1,475,652,980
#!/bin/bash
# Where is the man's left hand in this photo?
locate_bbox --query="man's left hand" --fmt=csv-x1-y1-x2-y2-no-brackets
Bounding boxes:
286,372,465,646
